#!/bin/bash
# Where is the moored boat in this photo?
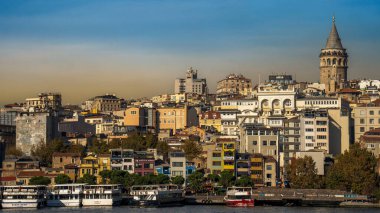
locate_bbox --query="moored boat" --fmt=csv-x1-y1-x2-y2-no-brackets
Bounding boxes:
224,187,254,207
47,184,86,207
130,184,185,207
82,184,122,206
1,185,47,208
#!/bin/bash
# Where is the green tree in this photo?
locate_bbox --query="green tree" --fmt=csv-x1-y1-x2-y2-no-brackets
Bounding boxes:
219,171,235,188
155,174,170,184
171,176,185,185
145,133,158,148
110,170,128,185
31,138,66,166
188,172,205,192
207,174,220,183
77,174,97,185
285,156,323,189
99,170,113,184
5,147,24,157
326,143,378,195
121,133,145,151
29,176,51,185
235,175,254,187
88,139,110,154
182,140,203,161
156,141,171,160
55,174,71,184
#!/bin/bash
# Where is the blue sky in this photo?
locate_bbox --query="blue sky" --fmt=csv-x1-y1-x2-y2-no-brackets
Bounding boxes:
0,0,379,105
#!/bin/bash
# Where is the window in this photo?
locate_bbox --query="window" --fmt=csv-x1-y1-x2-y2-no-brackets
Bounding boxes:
316,121,327,125
262,141,267,146
360,118,365,124
360,110,365,115
317,128,327,132
306,128,314,132
266,174,272,178
317,135,327,139
369,110,374,115
360,127,365,132
144,163,152,169
270,141,276,146
172,162,184,167
369,119,375,124
266,165,272,170
172,171,183,176
306,136,314,140
212,153,221,158
305,121,313,125
212,161,221,166
252,141,257,145
60,158,63,163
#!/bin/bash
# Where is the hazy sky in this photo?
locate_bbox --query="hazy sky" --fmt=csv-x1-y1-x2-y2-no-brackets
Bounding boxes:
0,0,379,106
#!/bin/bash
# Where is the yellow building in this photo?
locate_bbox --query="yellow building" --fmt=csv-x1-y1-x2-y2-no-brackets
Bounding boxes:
221,141,236,172
157,106,198,133
181,126,206,141
79,154,111,184
199,111,221,132
124,107,144,126
250,154,264,187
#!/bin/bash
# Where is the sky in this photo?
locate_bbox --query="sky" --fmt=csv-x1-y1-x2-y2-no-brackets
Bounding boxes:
0,0,379,106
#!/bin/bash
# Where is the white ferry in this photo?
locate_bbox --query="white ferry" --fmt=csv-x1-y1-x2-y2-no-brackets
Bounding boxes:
130,184,185,207
47,184,86,207
1,185,47,208
82,184,122,206
224,187,254,207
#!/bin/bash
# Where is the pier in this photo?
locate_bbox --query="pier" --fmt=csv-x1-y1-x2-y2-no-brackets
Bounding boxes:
184,188,371,206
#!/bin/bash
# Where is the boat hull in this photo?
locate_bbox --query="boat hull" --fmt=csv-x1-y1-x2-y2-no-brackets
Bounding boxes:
2,200,45,208
225,199,254,207
82,199,121,206
47,199,82,207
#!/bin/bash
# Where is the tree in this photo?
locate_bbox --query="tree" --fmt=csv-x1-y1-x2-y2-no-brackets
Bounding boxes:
156,141,171,157
171,176,185,185
55,174,71,184
5,147,24,157
77,174,97,185
285,156,323,189
31,138,66,166
29,176,51,185
88,138,109,154
235,175,254,187
155,174,170,184
326,143,379,195
182,140,203,161
207,174,220,183
121,133,145,151
219,171,235,188
145,133,158,148
188,172,205,192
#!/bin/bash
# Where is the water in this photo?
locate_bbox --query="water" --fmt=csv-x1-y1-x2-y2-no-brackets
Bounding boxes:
0,206,379,213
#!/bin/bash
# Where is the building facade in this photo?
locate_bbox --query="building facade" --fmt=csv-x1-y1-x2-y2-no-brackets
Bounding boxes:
174,67,207,95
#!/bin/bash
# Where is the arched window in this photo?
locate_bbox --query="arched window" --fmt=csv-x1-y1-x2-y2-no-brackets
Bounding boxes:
327,59,331,65
332,58,337,65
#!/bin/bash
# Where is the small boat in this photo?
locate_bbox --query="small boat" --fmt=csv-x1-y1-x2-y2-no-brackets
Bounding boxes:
47,184,86,207
1,185,47,208
130,184,185,207
82,184,122,206
224,187,254,207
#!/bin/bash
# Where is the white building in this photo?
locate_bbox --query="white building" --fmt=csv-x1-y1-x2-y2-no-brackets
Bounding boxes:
174,67,207,95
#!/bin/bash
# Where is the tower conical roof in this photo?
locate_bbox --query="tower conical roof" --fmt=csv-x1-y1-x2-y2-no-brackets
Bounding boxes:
325,16,343,49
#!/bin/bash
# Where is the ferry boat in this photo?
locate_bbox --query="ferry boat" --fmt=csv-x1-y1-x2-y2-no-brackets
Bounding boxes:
224,187,254,207
47,184,86,207
1,185,47,208
82,184,122,206
130,184,185,207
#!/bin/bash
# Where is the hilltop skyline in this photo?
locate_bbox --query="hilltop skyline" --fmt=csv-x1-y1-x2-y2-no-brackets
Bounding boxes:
1,0,380,106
